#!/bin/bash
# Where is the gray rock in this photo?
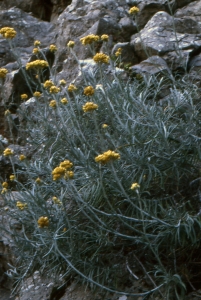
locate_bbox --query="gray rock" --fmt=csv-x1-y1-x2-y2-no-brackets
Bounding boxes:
132,11,201,60
0,8,55,67
130,55,171,78
112,42,139,65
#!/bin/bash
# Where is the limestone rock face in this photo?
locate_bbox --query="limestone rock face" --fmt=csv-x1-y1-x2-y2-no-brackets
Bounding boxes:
132,11,201,60
0,0,72,22
0,8,55,67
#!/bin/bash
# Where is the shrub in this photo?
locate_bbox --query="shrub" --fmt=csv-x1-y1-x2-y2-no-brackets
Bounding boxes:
1,22,201,300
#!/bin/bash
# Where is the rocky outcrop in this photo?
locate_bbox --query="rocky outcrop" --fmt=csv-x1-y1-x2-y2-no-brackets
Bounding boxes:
0,0,72,22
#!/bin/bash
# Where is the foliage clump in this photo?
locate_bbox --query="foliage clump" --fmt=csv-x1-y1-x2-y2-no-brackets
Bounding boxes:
1,11,201,299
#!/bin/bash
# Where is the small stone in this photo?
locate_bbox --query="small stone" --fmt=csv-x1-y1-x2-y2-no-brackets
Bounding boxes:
119,296,127,300
47,282,54,288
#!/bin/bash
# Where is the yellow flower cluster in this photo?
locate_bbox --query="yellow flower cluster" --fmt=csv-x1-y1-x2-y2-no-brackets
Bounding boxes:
5,110,11,116
0,27,17,39
2,182,8,188
49,44,57,52
93,53,109,64
59,79,66,85
21,94,28,100
34,40,41,46
1,188,7,194
102,124,108,129
52,196,62,205
129,6,140,14
35,177,42,184
10,174,15,181
33,91,41,97
80,34,99,45
0,68,8,78
43,80,54,88
95,150,120,164
52,160,73,180
33,48,39,54
82,102,98,112
26,60,49,70
19,154,26,161
60,160,73,169
38,216,49,228
101,34,109,41
64,170,74,179
115,48,122,57
49,100,57,108
3,148,13,156
52,166,65,180
61,98,68,104
136,73,143,80
16,201,27,210
49,86,60,93
67,40,75,48
84,86,95,96
68,84,77,92
130,182,140,190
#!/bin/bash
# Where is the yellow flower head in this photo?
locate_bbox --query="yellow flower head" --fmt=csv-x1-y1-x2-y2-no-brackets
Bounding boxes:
0,27,16,39
38,216,49,228
21,94,28,100
49,86,60,94
61,98,68,104
1,188,8,194
52,166,66,180
102,124,108,129
60,160,73,169
93,53,109,64
129,6,140,15
35,177,42,184
136,73,143,80
0,68,8,78
130,182,140,190
49,44,57,52
84,86,95,96
19,154,26,161
3,148,13,156
82,102,98,112
64,170,74,179
68,84,77,92
80,34,99,45
10,174,15,181
26,60,48,70
115,48,122,57
2,182,8,188
43,80,54,88
49,100,57,108
101,34,109,42
59,79,66,86
33,48,39,54
67,40,75,48
34,40,41,46
95,150,120,164
16,201,27,210
52,196,62,205
33,91,41,97
5,110,11,116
